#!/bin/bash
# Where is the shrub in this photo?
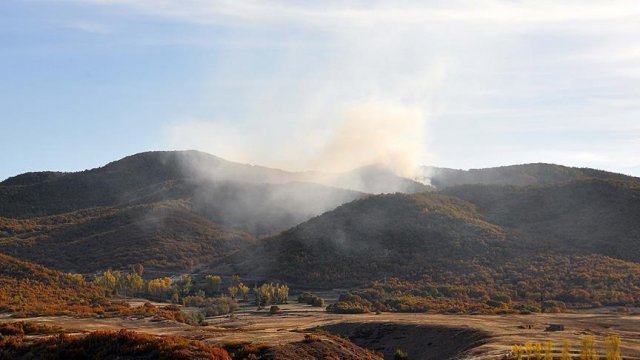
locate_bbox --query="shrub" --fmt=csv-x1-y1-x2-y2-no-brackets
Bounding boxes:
183,295,238,316
303,334,321,343
393,348,409,360
326,302,370,314
298,292,325,307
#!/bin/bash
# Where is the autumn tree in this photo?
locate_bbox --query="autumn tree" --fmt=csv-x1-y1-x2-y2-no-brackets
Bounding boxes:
605,335,622,360
113,271,124,294
125,272,144,295
561,340,572,360
544,342,553,360
275,284,289,304
175,275,193,297
253,283,289,307
227,286,238,299
95,270,116,292
147,277,172,300
238,283,250,300
205,275,222,296
581,335,597,360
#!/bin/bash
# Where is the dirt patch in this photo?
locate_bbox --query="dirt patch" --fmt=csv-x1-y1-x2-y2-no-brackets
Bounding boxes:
319,322,491,360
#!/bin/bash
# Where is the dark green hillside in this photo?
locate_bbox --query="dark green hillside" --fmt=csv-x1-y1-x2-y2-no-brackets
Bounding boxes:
222,184,640,311
233,193,510,287
0,201,254,272
443,179,640,261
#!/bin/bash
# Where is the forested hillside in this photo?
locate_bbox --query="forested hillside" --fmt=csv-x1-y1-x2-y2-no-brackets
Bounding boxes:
0,202,254,272
0,151,363,271
443,179,640,261
227,193,511,286
223,185,640,312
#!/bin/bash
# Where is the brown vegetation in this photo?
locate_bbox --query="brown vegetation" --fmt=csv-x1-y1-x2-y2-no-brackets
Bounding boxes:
0,253,188,322
0,328,231,360
328,254,640,314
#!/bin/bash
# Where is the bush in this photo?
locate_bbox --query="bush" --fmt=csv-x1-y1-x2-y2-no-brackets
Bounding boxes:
298,292,314,303
183,295,238,317
269,305,281,314
303,334,321,343
326,302,370,314
393,348,409,360
298,292,325,307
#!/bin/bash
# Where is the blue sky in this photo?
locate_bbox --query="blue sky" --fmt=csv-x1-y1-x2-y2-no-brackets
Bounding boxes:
1,0,639,180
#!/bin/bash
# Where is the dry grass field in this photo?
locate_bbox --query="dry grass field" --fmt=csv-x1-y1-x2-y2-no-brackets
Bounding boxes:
3,298,640,359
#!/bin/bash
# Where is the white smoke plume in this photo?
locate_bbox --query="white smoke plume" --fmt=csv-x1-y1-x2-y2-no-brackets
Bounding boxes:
165,99,429,180
311,101,427,178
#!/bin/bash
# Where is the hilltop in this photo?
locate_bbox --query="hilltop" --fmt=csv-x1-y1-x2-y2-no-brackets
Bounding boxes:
425,163,639,189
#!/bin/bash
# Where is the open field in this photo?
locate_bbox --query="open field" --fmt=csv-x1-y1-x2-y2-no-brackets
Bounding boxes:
3,299,640,359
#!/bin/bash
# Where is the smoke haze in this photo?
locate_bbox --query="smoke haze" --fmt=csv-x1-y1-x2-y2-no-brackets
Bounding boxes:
166,100,430,179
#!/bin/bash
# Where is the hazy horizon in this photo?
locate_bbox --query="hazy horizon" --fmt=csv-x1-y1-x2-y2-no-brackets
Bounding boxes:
2,0,639,179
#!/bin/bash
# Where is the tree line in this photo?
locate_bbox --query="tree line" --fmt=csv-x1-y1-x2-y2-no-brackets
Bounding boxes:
94,266,290,317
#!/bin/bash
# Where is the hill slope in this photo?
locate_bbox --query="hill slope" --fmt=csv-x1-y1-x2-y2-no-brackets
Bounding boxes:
222,185,640,310
0,151,366,272
0,201,254,272
442,179,640,261
227,193,510,287
0,253,110,316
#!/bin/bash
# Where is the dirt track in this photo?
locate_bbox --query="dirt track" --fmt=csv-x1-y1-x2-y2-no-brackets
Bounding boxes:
3,303,640,359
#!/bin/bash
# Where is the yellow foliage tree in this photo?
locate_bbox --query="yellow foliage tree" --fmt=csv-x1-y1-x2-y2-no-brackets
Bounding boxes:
580,335,597,360
544,342,553,360
604,335,622,360
561,339,572,360
95,270,116,292
525,342,534,359
228,286,238,299
147,277,172,299
238,282,250,300
512,344,523,360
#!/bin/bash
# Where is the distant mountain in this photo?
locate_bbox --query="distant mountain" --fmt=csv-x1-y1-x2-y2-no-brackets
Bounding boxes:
424,163,639,189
